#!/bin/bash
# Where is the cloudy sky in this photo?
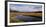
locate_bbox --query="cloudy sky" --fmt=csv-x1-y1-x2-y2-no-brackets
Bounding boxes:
10,4,42,12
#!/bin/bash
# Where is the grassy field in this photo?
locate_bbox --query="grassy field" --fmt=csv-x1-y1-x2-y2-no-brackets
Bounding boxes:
10,12,42,23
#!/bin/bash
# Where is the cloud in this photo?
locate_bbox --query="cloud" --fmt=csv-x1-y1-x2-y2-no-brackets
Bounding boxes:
10,4,42,12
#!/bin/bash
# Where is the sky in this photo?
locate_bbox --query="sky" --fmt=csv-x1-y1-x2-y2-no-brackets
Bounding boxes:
10,4,42,12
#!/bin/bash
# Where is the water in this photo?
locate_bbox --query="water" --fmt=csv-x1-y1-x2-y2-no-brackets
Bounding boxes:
16,15,42,22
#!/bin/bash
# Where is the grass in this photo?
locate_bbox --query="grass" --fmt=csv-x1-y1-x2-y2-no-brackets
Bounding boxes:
10,12,42,23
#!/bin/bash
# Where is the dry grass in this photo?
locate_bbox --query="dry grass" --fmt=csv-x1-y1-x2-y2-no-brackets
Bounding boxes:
10,12,42,23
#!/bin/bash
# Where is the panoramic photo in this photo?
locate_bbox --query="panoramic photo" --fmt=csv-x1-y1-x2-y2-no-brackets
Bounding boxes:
10,4,42,23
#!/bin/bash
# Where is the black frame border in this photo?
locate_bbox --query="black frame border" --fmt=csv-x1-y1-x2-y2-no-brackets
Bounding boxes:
5,1,45,26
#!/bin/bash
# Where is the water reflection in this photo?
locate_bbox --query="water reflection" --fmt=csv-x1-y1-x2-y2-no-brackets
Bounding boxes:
16,15,42,22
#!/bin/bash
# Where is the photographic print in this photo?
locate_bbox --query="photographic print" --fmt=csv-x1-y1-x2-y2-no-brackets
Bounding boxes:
7,1,45,25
